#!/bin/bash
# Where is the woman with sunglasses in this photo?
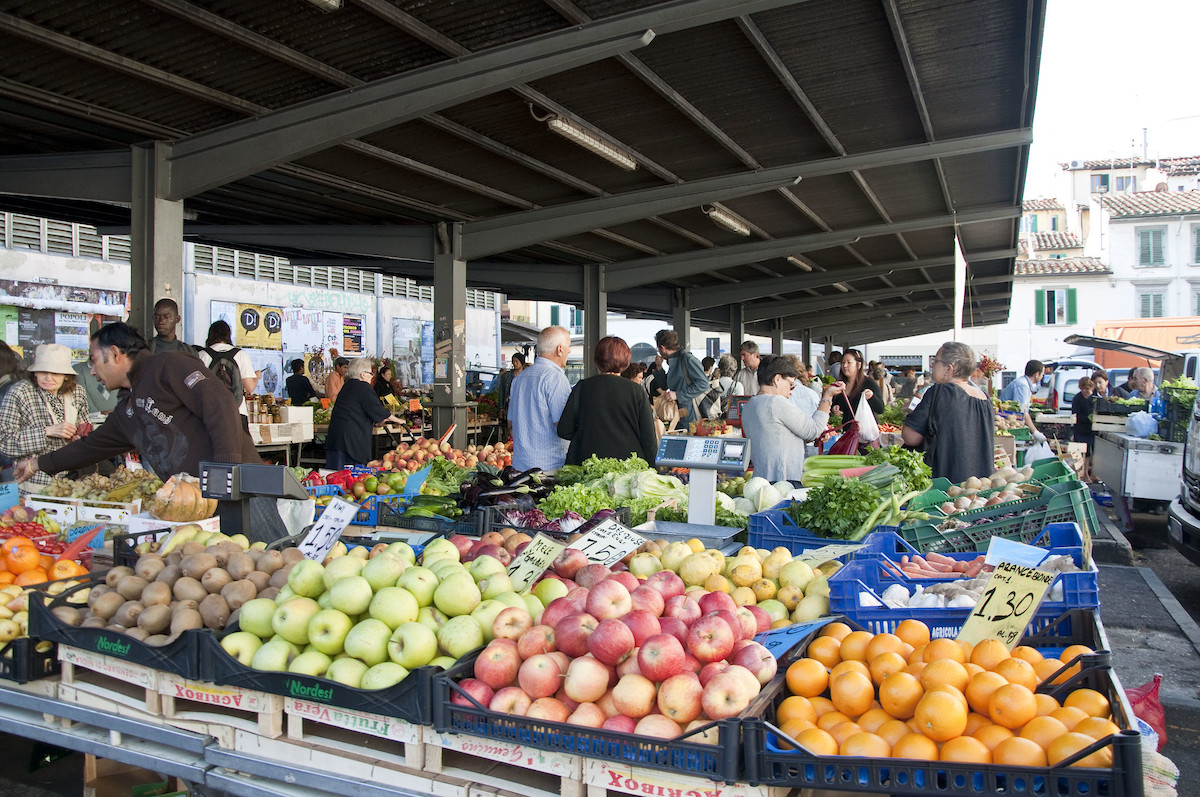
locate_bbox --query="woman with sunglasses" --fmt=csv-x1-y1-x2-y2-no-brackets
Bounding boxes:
830,349,885,435
740,354,844,484
901,341,993,482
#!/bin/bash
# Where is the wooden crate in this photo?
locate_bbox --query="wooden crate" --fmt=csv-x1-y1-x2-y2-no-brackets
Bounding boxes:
424,730,583,797
583,760,780,797
158,671,283,739
58,644,160,715
285,697,423,768
1093,415,1129,434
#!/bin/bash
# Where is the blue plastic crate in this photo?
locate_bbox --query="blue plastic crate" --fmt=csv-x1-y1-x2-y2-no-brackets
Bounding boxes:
747,500,837,555
858,523,1084,559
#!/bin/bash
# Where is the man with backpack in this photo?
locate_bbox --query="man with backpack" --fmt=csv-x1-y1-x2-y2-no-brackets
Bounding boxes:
197,320,259,432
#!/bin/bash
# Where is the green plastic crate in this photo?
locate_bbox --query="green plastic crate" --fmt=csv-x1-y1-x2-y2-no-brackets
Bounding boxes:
1029,457,1078,486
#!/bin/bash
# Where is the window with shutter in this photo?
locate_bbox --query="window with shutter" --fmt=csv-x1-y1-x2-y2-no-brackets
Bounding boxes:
550,306,559,327
1034,291,1045,325
1192,225,1200,263
1139,292,1165,318
1138,227,1166,266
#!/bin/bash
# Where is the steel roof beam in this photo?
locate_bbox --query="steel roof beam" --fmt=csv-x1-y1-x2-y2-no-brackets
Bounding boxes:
805,311,1010,342
604,204,1021,291
0,150,132,202
460,129,1030,259
744,273,1014,322
775,296,1012,333
790,300,1012,337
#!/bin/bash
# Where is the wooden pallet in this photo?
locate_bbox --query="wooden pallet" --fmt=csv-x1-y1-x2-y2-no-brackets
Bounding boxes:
58,645,160,715
583,760,782,797
424,730,583,797
284,697,423,768
158,671,283,739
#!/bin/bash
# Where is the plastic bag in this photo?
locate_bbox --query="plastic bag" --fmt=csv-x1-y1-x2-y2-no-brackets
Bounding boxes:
653,393,679,433
1026,439,1054,463
1127,411,1158,438
856,394,880,443
1128,673,1167,751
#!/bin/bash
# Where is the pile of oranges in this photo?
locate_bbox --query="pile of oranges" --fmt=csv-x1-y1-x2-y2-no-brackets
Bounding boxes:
0,536,87,588
777,619,1119,769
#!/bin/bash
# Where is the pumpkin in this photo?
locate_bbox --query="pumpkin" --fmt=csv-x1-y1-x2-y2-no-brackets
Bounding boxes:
147,474,218,522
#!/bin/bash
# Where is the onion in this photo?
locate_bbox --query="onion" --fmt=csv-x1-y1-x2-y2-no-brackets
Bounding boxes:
954,496,972,510
940,502,958,515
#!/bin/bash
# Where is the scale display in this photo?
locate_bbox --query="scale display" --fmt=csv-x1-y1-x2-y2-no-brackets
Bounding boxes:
654,435,750,472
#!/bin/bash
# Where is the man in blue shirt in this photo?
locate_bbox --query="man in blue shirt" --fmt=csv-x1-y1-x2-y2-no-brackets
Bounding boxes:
508,326,571,471
1012,360,1047,443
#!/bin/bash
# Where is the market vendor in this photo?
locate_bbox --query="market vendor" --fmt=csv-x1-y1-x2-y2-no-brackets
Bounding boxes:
901,341,994,483
147,298,197,356
13,322,259,484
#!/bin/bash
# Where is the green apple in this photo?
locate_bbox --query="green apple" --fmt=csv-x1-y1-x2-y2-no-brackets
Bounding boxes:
275,584,297,604
478,572,514,600
348,545,370,560
317,591,334,610
250,638,299,671
421,538,460,564
522,594,544,623
323,556,364,589
492,591,526,610
228,534,250,550
220,630,263,665
417,606,449,633
329,576,374,615
430,655,455,669
398,567,439,607
368,586,420,630
469,599,506,643
778,560,814,590
249,541,268,551
288,650,332,677
659,541,693,572
287,559,327,598
429,559,467,580
533,578,569,606
627,553,662,578
387,620,438,669
361,554,407,592
436,615,484,659
756,598,789,624
468,555,506,582
306,608,354,656
434,572,481,617
325,657,369,688
238,598,278,639
272,597,321,645
361,661,409,690
385,541,417,565
343,618,392,666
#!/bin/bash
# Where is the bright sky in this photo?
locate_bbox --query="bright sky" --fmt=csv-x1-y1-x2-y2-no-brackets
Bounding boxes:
1023,0,1200,199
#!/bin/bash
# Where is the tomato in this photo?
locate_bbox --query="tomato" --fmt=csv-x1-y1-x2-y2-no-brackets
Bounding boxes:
363,476,379,493
376,483,391,495
386,472,406,490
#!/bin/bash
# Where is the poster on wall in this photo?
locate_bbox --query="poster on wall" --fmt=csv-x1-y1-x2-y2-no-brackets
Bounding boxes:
55,312,91,353
282,308,323,354
422,322,434,385
243,348,285,399
281,351,324,397
342,314,363,356
236,304,283,351
322,312,343,361
210,301,236,335
391,318,423,388
0,306,19,351
18,309,54,350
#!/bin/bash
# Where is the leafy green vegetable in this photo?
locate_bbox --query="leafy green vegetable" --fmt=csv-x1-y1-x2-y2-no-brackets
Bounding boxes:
878,401,907,428
557,454,651,487
653,504,749,529
537,484,620,520
863,446,932,494
785,476,885,540
424,457,473,495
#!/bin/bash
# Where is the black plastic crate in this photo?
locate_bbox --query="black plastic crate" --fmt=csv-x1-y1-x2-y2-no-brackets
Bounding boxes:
27,576,204,678
201,625,435,724
1094,398,1145,416
0,636,60,684
432,648,745,782
112,528,169,569
376,501,488,536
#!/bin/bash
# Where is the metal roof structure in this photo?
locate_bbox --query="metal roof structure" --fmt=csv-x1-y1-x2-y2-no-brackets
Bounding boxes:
0,0,1045,344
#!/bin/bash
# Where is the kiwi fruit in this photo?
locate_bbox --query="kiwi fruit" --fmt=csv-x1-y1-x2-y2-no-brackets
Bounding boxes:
256,550,284,575
198,594,230,630
137,604,172,634
201,568,232,594
281,547,305,565
245,548,265,565
91,591,126,621
226,552,255,581
124,627,150,641
105,567,134,588
179,541,205,558
244,571,271,592
106,623,128,634
220,580,257,611
111,601,144,628
134,555,166,581
143,634,171,647
172,599,200,613
171,608,204,635
180,553,218,580
267,569,289,589
87,583,113,603
116,576,150,601
172,577,208,604
165,551,183,567
155,564,183,588
81,615,108,629
50,606,83,627
257,587,280,602
141,581,172,606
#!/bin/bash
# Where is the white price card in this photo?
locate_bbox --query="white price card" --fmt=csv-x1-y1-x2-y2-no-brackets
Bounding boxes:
297,497,359,562
507,533,566,592
753,618,836,659
796,543,864,567
957,562,1057,649
568,517,645,566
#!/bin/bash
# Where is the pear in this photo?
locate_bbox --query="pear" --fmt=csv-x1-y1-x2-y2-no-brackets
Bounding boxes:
659,541,693,573
761,550,792,580
804,574,830,598
779,559,814,590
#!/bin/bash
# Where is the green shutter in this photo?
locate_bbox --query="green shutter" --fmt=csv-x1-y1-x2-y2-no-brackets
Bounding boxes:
550,306,559,326
1066,288,1077,324
1030,215,1038,233
1193,226,1200,263
1139,231,1151,265
1034,290,1045,325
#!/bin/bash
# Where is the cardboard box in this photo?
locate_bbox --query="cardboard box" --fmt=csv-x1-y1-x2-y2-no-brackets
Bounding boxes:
995,434,1017,464
83,755,185,797
126,512,220,538
280,405,314,425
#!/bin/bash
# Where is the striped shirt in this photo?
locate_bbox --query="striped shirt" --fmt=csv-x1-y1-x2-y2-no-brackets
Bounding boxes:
508,359,571,471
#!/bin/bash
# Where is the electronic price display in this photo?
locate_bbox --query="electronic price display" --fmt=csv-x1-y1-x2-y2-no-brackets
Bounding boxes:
654,435,750,473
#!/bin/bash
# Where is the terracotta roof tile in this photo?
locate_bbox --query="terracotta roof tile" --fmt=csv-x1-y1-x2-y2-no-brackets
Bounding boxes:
1022,198,1063,210
1017,239,1029,256
1060,158,1156,171
1014,257,1110,277
1159,156,1200,176
1032,231,1082,250
1100,190,1200,217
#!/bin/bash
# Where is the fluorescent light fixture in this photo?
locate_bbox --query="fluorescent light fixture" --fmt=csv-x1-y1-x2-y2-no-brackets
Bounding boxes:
786,256,813,272
832,282,850,292
302,0,342,9
703,206,751,236
547,117,637,171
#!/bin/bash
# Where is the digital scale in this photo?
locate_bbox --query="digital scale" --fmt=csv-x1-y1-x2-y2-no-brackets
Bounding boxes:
653,434,751,526
198,462,310,542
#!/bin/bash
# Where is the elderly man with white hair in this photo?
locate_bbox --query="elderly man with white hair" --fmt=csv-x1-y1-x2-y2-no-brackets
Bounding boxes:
508,326,572,471
1112,366,1156,400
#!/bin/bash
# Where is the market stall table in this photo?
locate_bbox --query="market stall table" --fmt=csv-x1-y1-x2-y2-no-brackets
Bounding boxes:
1093,430,1182,534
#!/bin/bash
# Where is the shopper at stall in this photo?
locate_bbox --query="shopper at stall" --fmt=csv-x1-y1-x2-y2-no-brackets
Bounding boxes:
198,320,259,431
1072,376,1097,482
324,359,405,469
1010,360,1047,442
286,359,319,404
644,355,668,398
374,363,401,401
901,341,994,483
324,357,350,401
831,349,884,428
557,336,657,465
828,351,843,381
13,323,259,485
147,298,196,355
508,326,572,472
655,329,709,422
0,343,23,480
732,341,760,396
0,344,91,493
495,352,526,419
785,355,820,416
621,362,646,384
894,366,917,400
1113,366,1155,399
1091,369,1110,398
869,362,895,406
740,354,844,484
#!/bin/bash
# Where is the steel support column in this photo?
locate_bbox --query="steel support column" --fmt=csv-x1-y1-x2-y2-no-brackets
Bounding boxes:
129,143,184,337
583,265,607,377
432,226,467,450
771,321,784,354
729,304,746,355
672,291,691,350
802,331,812,370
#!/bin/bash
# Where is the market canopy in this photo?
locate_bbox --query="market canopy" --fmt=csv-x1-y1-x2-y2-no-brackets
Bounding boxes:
0,0,1044,343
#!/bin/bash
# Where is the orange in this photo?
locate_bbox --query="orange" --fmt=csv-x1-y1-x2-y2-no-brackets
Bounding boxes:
869,652,907,685
964,663,985,679
988,683,1038,729
992,736,1048,767
830,660,871,681
786,659,830,698
954,639,974,662
1011,645,1045,665
1020,715,1069,750
970,638,1011,671
1046,732,1114,768
830,671,874,718
794,727,838,756
1034,693,1061,717
965,671,1009,714
839,732,891,758
777,695,818,726
923,637,966,664
5,545,41,575
875,719,913,747
940,735,992,764
1063,688,1110,719
820,622,853,641
49,559,85,580
904,661,927,678
907,645,926,665
0,536,35,556
1034,657,1069,686
865,633,905,661
856,707,892,733
927,684,969,711
1059,644,1094,664
971,723,1015,751
895,619,931,649
964,711,992,735
807,636,842,668
890,732,939,760
828,721,864,747
0,571,14,586
919,659,969,693
809,696,836,716
878,672,923,719
1073,716,1121,740
993,657,1038,691
14,567,47,586
913,690,967,742
839,631,874,662
816,711,853,731
1049,706,1090,731
776,718,815,748
37,553,54,572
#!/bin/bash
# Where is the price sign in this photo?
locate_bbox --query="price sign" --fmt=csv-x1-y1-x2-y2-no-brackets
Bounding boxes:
408,398,422,412
568,517,645,566
957,562,1057,649
506,533,566,591
297,497,359,562
796,543,864,567
753,618,836,659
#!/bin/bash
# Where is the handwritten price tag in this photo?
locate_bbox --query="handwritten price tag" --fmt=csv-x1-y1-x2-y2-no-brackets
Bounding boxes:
568,518,645,566
297,497,359,562
507,533,566,591
753,618,835,659
796,543,864,567
957,562,1056,649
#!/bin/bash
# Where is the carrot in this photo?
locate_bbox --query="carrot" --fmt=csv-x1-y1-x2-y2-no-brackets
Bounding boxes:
964,560,986,578
926,552,956,565
925,560,954,573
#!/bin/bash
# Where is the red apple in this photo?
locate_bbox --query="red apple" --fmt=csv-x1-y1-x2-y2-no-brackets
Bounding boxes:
683,653,703,674
620,609,661,646
554,613,599,658
744,605,771,634
450,677,494,708
369,543,390,559
517,653,564,699
662,595,702,625
516,624,557,659
643,570,685,600
548,651,571,674
526,697,570,723
611,673,656,718
637,633,687,682
697,591,737,615
552,548,588,579
472,545,510,566
634,714,683,739
575,563,613,589
700,671,755,720
474,639,521,691
687,615,736,663
596,689,620,718
602,714,637,733
540,597,579,630
585,579,632,621
731,641,778,685
562,655,610,704
493,607,533,641
587,618,635,665
567,702,606,728
448,535,474,559
656,672,704,724
616,652,643,678
489,686,533,715
698,661,730,687
564,587,591,610
553,685,580,713
629,585,666,617
723,663,763,698
707,610,745,642
657,616,689,645
733,607,758,639
606,571,639,592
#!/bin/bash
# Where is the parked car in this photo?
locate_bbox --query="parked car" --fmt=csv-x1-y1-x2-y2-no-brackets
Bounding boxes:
1034,367,1096,414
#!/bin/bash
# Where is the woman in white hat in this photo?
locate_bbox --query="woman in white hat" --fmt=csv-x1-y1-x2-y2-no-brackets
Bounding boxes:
0,343,91,492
